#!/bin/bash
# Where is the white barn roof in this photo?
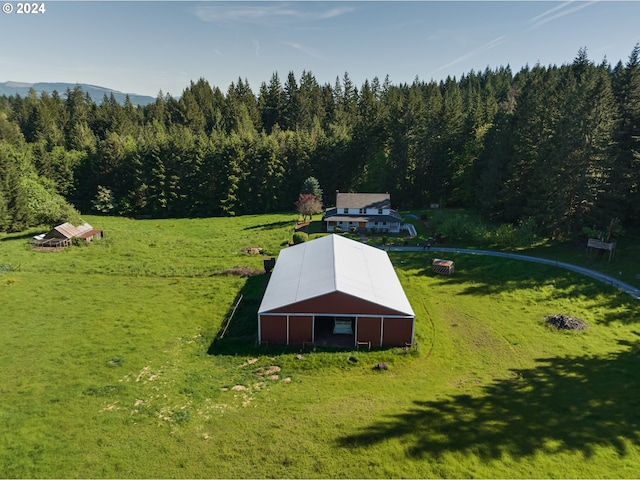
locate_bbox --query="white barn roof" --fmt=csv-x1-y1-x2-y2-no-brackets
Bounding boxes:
258,234,414,316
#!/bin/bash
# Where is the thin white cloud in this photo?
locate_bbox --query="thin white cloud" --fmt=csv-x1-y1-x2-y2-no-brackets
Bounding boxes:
529,1,599,30
282,42,324,60
428,35,507,76
191,4,354,25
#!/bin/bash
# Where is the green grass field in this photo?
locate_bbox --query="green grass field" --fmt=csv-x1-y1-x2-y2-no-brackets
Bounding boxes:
1,213,639,478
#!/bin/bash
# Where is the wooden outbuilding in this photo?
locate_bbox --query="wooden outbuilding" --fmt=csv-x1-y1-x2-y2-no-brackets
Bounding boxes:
432,258,454,275
77,228,104,242
258,234,415,348
31,222,103,249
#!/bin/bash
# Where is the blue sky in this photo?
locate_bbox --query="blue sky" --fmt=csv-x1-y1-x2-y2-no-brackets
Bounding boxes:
1,1,639,97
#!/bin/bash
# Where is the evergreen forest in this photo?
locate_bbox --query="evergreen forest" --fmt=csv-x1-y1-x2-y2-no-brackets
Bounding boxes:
1,46,639,239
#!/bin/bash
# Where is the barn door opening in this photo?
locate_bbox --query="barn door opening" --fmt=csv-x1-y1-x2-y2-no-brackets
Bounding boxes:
314,316,355,348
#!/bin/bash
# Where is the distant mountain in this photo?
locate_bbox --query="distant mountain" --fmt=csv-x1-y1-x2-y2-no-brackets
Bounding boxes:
0,81,156,106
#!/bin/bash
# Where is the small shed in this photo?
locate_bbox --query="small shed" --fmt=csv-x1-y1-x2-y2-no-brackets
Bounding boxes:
432,258,454,275
45,222,93,240
77,229,104,242
258,234,415,348
32,222,102,249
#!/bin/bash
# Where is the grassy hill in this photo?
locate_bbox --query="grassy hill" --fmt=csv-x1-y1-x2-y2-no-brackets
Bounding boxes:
1,214,639,478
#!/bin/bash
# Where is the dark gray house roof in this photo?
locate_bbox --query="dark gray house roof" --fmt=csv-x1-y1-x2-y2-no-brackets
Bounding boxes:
336,193,391,210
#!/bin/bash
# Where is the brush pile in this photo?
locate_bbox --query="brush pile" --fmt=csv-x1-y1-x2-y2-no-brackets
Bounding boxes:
545,314,588,331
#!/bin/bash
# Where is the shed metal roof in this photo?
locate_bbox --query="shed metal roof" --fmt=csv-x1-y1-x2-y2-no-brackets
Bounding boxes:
49,222,93,239
77,229,103,239
258,234,414,316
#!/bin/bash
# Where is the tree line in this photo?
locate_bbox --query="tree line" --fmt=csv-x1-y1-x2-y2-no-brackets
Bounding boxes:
0,45,638,239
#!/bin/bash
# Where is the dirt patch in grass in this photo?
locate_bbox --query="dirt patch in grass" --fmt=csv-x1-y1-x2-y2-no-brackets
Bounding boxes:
255,365,281,377
239,358,259,367
213,266,264,277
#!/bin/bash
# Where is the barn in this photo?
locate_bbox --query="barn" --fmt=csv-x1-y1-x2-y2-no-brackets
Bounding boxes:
32,222,101,249
258,234,415,348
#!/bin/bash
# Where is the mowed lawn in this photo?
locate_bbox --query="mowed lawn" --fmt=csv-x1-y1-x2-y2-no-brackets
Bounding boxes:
1,214,639,478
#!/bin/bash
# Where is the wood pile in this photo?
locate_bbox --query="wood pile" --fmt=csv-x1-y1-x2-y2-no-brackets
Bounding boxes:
545,314,588,331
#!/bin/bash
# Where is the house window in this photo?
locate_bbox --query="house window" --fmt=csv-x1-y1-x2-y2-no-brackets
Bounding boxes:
343,208,348,214
378,209,383,214
359,208,365,214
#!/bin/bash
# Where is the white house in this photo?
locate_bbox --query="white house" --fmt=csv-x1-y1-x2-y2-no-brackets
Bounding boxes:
323,192,402,233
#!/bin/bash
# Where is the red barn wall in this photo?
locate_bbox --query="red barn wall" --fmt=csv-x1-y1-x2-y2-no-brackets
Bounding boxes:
382,317,414,346
288,315,313,345
271,291,405,316
260,315,287,344
356,317,382,347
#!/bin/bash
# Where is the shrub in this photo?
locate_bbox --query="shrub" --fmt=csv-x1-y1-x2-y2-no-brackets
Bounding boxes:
172,409,191,424
72,237,88,247
494,223,518,249
472,223,492,245
439,215,476,242
582,226,602,239
492,218,537,249
292,232,307,244
514,217,537,247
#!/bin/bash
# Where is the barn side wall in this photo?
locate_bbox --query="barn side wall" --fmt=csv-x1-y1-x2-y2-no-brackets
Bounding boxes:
382,317,414,346
288,315,313,345
356,317,383,347
259,315,287,344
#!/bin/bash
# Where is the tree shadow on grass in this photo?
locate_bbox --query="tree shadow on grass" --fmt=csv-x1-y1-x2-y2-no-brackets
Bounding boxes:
338,336,640,460
243,220,295,231
0,231,42,242
207,274,267,355
395,252,640,325
205,274,313,356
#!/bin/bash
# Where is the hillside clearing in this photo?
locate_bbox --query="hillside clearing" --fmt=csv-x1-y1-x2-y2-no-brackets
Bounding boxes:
1,214,639,478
